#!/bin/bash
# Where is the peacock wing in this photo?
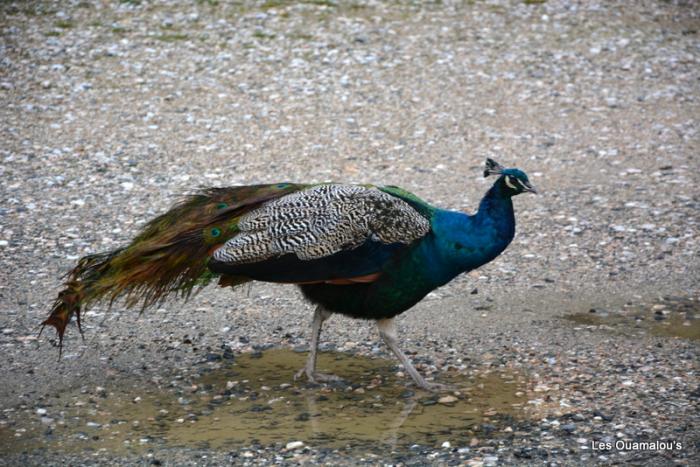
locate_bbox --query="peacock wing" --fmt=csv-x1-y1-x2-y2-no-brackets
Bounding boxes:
209,184,431,283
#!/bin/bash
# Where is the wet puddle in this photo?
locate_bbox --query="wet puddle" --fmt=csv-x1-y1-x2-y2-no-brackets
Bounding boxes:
565,296,700,341
1,350,527,455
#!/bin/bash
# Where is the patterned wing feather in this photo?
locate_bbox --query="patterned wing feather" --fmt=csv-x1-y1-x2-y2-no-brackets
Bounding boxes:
212,184,430,265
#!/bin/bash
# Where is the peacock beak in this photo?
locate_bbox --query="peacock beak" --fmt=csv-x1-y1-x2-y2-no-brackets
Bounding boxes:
523,182,537,194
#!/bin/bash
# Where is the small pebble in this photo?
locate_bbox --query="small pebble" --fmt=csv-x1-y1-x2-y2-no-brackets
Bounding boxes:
438,395,458,405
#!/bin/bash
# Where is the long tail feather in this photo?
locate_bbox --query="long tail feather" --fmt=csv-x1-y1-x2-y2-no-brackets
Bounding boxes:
41,183,303,353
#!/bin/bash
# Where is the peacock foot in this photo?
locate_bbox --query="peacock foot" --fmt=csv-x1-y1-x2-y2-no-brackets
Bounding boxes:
294,367,343,383
417,381,457,393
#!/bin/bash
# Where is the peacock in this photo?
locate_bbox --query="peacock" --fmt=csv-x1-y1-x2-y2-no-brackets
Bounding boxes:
42,158,536,390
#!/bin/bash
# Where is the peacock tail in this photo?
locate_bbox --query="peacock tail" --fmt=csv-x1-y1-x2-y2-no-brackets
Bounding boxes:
41,183,305,351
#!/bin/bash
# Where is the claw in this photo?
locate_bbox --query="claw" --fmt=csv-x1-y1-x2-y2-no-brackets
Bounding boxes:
294,367,343,384
293,367,307,382
313,372,343,383
417,381,456,393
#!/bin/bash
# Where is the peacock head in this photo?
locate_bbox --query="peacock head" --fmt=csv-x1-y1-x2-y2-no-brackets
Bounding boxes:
483,158,537,196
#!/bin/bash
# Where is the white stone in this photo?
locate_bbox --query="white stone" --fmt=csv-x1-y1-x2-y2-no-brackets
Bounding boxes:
438,395,458,404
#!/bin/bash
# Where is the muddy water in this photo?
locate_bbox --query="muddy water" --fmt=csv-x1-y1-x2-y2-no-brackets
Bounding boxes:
565,296,700,341
1,350,527,455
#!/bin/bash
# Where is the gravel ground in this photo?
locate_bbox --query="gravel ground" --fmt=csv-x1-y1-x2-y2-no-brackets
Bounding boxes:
1,0,698,465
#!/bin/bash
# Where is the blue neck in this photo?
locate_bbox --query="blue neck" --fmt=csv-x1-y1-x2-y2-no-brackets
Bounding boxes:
417,179,516,286
475,180,515,232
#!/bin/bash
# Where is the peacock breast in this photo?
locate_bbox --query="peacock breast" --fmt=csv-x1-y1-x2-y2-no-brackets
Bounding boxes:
429,209,515,274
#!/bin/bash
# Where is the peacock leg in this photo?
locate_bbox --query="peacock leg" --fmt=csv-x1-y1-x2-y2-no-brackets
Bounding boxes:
377,318,449,391
294,305,341,383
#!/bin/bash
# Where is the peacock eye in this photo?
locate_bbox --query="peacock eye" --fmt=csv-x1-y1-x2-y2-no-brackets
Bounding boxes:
210,227,222,237
504,175,517,190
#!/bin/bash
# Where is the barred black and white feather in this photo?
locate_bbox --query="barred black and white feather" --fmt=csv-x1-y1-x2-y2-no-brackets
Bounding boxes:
212,184,430,264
